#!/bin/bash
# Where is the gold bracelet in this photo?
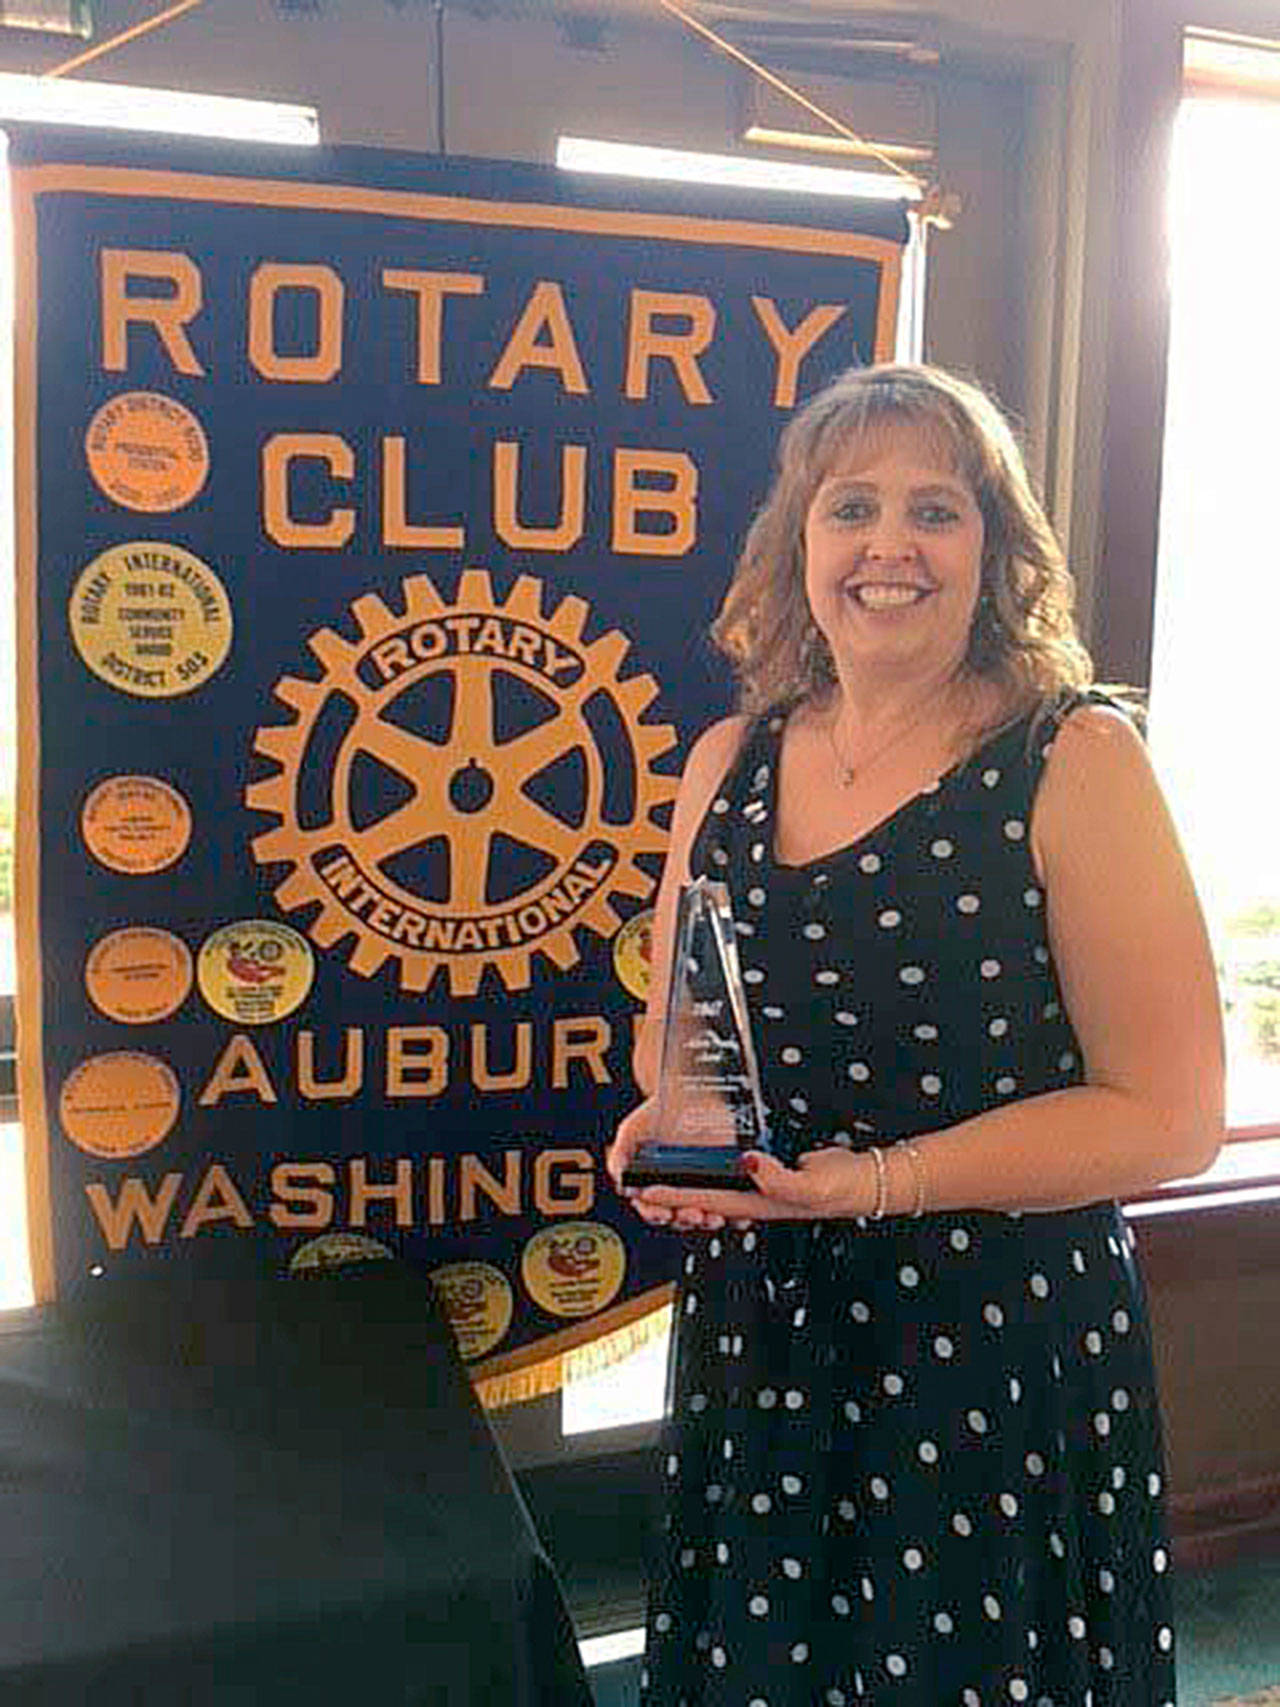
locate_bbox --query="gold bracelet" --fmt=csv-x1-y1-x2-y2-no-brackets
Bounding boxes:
903,1142,928,1218
869,1145,888,1221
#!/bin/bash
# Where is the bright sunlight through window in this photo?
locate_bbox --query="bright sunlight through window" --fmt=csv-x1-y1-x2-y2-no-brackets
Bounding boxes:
0,1128,30,1309
1150,95,1280,1134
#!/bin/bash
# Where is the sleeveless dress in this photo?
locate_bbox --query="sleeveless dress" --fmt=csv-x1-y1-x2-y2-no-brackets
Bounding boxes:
639,694,1177,1707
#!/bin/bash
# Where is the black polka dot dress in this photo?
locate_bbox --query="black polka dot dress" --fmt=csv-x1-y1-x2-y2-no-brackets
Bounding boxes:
639,696,1177,1707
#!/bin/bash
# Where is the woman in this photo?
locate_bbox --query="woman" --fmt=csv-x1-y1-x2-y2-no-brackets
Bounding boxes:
606,364,1223,1707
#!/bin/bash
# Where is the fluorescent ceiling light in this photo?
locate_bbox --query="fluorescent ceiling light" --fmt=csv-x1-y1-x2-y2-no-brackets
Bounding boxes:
557,135,920,202
0,72,318,144
2,1,89,32
743,125,932,165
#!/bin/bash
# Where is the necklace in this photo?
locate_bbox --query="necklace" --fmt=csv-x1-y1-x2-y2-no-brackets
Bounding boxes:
823,697,948,789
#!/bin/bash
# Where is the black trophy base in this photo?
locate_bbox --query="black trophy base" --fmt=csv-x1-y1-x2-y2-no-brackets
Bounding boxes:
622,1143,759,1193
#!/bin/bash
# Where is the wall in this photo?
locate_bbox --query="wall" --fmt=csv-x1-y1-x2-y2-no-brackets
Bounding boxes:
1139,1201,1280,1567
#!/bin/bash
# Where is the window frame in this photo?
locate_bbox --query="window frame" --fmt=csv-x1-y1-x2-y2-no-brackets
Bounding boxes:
0,992,13,1121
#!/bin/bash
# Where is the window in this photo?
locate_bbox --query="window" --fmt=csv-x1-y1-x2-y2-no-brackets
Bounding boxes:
1149,82,1280,1142
0,1127,28,1310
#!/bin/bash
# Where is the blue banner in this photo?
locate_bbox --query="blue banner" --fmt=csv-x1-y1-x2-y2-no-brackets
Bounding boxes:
13,131,907,1402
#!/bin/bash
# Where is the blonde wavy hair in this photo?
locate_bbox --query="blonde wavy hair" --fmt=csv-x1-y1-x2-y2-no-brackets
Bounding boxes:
712,363,1094,723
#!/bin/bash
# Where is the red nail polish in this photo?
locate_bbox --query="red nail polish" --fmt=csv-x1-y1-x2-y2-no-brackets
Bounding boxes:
743,1154,760,1175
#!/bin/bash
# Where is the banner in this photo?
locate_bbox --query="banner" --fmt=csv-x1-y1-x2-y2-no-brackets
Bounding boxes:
13,131,908,1403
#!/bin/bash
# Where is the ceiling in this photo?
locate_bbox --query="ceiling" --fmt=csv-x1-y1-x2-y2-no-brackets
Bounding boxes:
450,0,1075,74
448,0,939,28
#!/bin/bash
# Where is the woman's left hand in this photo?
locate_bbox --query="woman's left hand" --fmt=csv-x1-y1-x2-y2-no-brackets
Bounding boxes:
634,1146,871,1229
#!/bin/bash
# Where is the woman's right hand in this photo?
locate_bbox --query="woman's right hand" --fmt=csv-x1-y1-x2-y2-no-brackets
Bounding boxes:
608,1101,715,1229
605,1100,674,1225
606,1101,756,1233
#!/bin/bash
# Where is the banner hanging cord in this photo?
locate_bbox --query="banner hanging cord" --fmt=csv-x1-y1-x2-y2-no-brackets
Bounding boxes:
435,0,447,156
45,0,207,80
652,0,959,228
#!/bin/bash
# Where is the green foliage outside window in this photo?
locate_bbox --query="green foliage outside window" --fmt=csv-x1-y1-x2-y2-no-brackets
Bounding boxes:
1236,956,1280,1060
1227,901,1280,937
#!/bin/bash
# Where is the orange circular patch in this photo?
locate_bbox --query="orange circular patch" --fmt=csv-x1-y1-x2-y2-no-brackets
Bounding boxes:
59,1052,181,1159
85,391,209,513
85,927,193,1024
81,776,192,874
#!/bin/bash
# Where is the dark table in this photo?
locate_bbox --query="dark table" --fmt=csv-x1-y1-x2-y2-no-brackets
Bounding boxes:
0,1254,593,1705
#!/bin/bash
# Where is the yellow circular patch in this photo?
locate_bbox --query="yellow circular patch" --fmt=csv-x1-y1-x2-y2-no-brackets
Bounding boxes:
85,391,210,513
69,541,232,698
288,1233,394,1274
59,1051,181,1159
430,1262,514,1360
85,926,193,1024
612,908,655,1001
197,919,314,1025
81,775,193,874
521,1221,626,1319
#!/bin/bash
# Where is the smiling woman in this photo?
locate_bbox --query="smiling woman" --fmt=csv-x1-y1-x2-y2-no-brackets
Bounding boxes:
605,362,1222,1707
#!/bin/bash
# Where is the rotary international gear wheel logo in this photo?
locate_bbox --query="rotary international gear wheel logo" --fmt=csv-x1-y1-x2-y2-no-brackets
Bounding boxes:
246,570,678,995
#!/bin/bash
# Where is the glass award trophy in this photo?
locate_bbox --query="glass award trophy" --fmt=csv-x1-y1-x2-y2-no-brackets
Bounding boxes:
622,876,772,1191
